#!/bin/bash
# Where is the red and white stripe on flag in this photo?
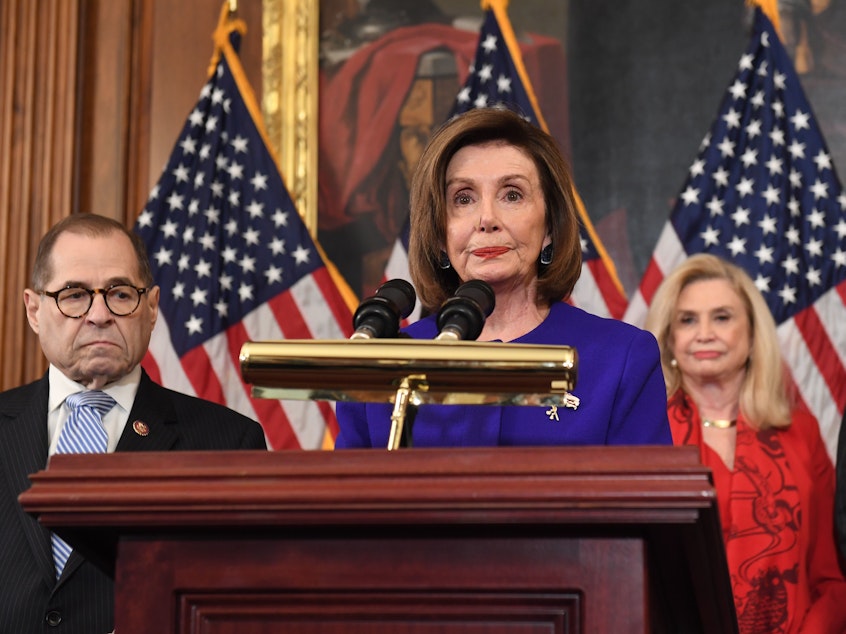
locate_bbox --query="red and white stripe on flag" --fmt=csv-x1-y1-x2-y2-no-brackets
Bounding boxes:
136,8,355,449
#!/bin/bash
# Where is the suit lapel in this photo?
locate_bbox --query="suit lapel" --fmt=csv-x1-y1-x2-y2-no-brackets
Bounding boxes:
0,372,183,588
116,371,180,452
0,376,61,587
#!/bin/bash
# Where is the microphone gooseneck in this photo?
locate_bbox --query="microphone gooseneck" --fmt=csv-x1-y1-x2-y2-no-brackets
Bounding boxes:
350,279,417,340
435,279,495,341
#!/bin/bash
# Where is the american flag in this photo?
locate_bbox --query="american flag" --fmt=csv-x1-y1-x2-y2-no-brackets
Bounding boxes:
384,3,627,320
624,8,846,459
134,15,355,449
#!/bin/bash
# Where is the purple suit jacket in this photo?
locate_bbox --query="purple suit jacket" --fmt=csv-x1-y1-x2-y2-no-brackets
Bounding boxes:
336,302,672,448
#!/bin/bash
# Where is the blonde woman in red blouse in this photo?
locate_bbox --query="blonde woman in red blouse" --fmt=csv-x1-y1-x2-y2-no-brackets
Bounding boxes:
645,253,846,633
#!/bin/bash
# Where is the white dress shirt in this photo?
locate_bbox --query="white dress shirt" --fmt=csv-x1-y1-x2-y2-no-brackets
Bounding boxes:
46,364,141,457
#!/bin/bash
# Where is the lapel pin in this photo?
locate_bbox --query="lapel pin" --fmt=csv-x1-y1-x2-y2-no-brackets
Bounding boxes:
563,393,580,410
545,393,581,421
132,420,150,437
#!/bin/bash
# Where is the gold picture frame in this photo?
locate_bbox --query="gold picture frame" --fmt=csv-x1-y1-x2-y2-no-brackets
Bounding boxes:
261,0,319,235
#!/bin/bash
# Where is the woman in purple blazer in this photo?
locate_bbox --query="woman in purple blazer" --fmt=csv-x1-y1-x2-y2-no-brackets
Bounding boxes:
335,107,670,449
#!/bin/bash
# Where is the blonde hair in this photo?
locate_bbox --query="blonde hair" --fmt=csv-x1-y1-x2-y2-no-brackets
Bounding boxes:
408,107,582,313
644,253,790,429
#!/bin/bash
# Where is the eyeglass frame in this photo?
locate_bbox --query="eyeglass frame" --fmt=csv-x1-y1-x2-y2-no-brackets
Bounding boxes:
40,284,150,319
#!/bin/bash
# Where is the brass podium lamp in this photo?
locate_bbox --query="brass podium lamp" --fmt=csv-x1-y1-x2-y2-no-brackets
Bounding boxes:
240,339,577,450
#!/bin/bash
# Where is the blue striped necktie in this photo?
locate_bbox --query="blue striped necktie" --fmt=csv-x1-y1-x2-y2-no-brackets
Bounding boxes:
51,390,115,578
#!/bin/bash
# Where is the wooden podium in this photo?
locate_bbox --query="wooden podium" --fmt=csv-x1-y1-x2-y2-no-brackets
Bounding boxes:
20,446,737,634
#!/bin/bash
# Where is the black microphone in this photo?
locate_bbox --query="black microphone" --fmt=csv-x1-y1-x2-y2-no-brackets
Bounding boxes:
350,279,417,340
435,280,495,341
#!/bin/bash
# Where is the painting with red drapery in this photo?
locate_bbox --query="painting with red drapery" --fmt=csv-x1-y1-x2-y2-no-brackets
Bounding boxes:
316,2,569,298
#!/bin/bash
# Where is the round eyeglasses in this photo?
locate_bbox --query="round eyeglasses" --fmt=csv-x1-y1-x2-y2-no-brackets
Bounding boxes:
42,285,149,318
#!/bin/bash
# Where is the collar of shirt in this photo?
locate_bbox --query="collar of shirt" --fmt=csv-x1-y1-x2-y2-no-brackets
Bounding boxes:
47,365,142,456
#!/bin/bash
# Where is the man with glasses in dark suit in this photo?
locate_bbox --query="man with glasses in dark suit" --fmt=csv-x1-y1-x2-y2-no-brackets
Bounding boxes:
0,213,267,634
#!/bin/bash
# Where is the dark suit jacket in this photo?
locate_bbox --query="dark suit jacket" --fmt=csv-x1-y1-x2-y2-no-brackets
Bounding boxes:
0,370,267,634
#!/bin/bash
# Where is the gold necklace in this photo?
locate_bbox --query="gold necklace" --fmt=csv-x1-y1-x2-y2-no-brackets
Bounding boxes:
702,418,736,429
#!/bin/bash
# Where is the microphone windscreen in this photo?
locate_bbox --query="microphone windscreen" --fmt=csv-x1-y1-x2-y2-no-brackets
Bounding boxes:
351,279,417,339
435,279,495,341
375,279,416,319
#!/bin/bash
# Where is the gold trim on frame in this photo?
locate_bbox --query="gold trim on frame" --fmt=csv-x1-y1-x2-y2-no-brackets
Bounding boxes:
262,0,319,235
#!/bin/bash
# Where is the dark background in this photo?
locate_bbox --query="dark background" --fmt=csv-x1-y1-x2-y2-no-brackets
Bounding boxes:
567,0,750,293
568,0,846,294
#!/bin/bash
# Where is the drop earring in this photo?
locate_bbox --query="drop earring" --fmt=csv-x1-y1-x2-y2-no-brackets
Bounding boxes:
438,251,452,270
540,243,553,265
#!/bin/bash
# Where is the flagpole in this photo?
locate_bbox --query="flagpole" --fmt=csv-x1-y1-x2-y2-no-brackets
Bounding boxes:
747,0,783,41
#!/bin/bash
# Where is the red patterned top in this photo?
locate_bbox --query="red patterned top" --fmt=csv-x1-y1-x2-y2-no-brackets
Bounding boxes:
668,389,846,633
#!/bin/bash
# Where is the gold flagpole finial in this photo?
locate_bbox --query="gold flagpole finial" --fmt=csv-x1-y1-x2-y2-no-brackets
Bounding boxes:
746,0,783,42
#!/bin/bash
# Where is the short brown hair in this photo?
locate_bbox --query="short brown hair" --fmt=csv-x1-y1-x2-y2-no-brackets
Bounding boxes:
31,214,154,289
644,253,790,429
407,107,582,312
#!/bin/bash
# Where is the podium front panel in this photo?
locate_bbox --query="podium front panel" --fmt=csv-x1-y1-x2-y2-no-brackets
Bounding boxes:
118,537,648,634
